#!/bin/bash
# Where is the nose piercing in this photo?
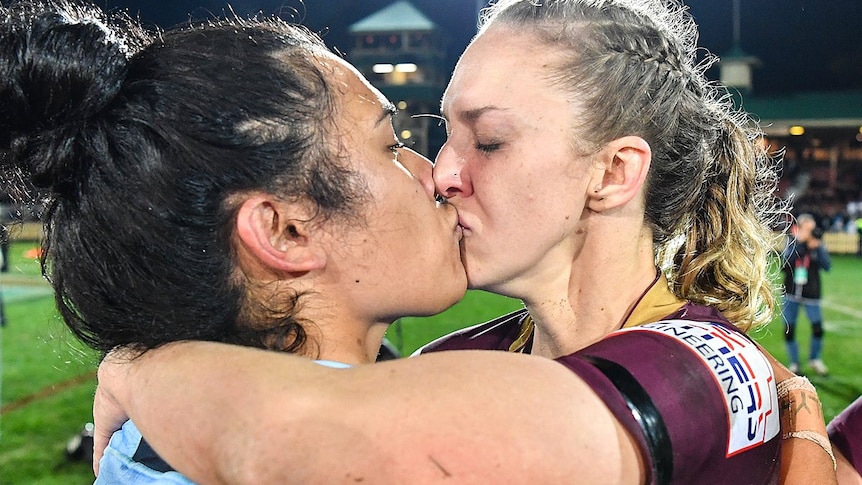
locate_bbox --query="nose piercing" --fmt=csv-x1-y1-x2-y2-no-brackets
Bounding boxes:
453,172,459,178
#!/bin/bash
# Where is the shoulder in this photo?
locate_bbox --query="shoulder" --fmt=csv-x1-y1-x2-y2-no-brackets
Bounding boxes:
557,318,781,483
413,308,530,355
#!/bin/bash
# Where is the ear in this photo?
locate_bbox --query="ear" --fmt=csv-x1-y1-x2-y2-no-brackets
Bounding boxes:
586,136,651,212
235,194,327,274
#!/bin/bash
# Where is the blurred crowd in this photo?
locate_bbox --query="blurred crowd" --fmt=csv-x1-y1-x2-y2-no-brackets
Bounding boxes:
780,156,862,236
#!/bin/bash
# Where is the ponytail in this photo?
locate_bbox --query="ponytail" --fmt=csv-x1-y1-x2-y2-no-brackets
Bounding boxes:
662,110,784,331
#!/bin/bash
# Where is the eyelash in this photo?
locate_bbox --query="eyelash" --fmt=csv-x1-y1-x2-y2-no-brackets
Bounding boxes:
475,142,502,155
389,142,406,157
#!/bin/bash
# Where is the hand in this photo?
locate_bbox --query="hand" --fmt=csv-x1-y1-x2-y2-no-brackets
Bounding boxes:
92,348,139,476
92,383,127,475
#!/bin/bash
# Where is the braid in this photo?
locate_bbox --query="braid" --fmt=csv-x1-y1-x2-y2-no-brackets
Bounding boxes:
609,22,686,74
484,0,785,330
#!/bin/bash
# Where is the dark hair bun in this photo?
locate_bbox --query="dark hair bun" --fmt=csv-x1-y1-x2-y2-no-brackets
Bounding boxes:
0,1,132,190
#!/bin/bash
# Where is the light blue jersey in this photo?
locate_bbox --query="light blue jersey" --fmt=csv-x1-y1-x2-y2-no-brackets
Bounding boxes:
95,359,351,484
95,420,196,485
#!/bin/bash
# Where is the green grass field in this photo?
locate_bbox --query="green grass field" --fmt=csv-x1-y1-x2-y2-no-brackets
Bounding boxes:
1,241,860,484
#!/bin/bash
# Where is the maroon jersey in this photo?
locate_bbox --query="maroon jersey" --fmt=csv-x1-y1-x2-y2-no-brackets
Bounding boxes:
416,308,533,355
829,396,862,475
419,303,781,485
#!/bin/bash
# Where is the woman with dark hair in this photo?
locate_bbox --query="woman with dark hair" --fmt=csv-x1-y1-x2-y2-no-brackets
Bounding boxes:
89,0,838,484
0,1,466,482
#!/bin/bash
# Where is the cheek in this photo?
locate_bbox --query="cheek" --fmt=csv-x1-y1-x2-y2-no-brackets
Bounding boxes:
386,199,438,252
486,178,585,246
477,165,542,222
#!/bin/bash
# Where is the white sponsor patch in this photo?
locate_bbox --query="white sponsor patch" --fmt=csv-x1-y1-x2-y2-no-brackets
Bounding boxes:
619,320,780,456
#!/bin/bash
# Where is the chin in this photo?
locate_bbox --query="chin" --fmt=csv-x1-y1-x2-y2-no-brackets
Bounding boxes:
438,283,468,314
466,274,516,300
464,265,488,291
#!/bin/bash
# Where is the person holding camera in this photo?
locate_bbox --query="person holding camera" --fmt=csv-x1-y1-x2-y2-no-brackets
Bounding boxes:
781,213,832,375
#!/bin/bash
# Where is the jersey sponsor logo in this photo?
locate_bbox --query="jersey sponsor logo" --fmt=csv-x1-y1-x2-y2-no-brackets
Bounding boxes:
620,320,780,456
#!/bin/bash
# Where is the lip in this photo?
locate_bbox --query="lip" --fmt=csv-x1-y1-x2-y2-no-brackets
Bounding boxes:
444,207,464,240
449,211,464,240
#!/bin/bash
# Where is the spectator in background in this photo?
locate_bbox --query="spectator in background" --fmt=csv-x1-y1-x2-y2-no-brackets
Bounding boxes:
781,213,832,375
0,194,16,272
0,225,8,273
856,215,862,256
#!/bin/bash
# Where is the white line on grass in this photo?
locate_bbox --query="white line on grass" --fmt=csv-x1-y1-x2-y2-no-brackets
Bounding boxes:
823,299,862,321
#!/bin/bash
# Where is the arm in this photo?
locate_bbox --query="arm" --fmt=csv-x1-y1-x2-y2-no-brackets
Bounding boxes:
95,342,643,485
815,242,832,272
761,345,838,485
780,235,795,265
96,320,789,484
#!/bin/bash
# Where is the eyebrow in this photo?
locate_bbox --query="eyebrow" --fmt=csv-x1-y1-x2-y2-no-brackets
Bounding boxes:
375,102,397,127
443,105,507,124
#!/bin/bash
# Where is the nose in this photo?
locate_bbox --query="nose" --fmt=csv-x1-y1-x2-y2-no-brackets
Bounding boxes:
433,142,471,198
400,147,436,200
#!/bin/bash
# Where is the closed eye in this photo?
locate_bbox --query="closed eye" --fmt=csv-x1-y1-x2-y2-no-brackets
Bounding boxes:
475,142,502,155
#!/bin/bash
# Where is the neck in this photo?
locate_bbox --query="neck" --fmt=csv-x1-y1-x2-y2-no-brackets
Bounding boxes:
239,249,392,366
301,311,391,365
521,226,657,358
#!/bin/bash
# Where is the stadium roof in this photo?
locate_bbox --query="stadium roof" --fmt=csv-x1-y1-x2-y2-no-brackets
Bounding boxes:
738,90,862,135
349,1,437,33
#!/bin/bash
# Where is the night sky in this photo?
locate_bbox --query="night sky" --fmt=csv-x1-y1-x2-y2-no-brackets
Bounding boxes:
100,0,862,95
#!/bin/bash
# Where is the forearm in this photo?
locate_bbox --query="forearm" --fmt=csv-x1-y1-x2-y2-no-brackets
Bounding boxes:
778,377,838,485
819,245,832,271
781,438,839,485
97,342,641,484
759,344,837,485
